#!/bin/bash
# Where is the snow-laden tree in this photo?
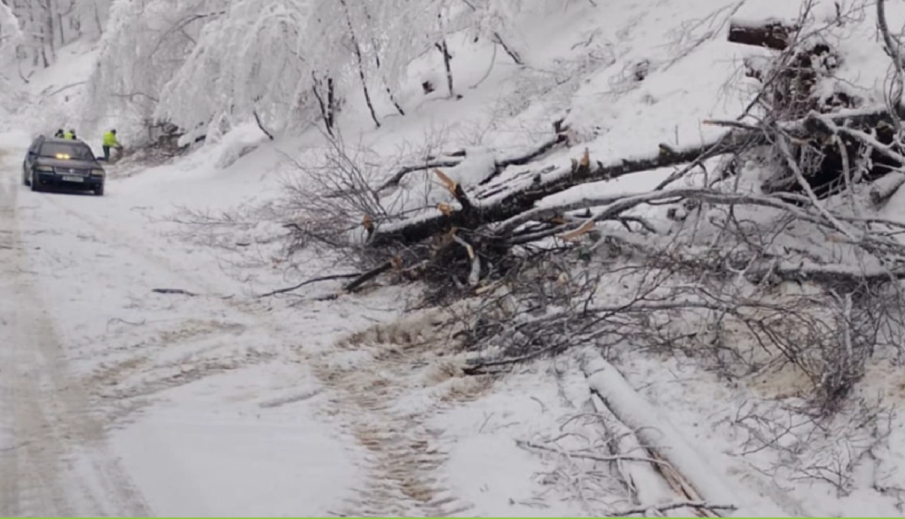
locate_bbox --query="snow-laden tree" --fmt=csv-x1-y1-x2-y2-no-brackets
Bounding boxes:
3,0,109,68
82,0,223,141
0,2,24,115
83,0,551,144
154,0,406,136
155,0,322,139
75,0,112,38
0,1,22,60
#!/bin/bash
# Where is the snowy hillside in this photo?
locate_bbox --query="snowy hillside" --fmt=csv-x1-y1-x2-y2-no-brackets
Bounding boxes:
4,0,905,517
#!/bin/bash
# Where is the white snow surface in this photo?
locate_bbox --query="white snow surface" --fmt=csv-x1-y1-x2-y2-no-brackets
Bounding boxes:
4,0,905,516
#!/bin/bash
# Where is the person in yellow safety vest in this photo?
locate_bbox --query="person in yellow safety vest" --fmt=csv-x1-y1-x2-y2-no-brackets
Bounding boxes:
63,129,77,140
102,129,121,162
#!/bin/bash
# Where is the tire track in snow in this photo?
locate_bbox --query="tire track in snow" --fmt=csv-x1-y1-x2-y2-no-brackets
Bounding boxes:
0,157,151,517
37,175,497,515
36,197,294,407
311,312,494,517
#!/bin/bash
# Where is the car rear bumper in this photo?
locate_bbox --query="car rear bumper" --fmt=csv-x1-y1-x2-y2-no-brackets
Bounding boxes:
35,172,103,189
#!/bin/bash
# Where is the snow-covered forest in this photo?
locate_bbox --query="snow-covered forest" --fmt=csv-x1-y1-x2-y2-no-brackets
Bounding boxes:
5,0,905,516
3,0,545,143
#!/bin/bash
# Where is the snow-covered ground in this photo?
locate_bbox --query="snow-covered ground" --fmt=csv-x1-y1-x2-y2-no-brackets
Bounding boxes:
5,0,905,516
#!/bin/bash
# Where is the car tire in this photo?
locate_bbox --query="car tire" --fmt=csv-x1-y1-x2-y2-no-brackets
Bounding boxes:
30,170,41,192
94,183,104,196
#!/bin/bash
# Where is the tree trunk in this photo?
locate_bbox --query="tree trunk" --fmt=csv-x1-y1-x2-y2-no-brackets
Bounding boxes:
312,73,335,138
362,2,404,117
338,0,380,128
439,39,454,98
94,4,102,34
44,0,55,63
374,52,405,116
727,18,798,50
327,77,336,125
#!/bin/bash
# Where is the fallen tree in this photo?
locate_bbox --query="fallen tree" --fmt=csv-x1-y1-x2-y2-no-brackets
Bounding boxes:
367,133,752,248
365,106,905,250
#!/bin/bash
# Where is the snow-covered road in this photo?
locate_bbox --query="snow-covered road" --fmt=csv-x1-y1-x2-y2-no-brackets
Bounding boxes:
0,141,368,516
0,146,151,516
0,139,585,517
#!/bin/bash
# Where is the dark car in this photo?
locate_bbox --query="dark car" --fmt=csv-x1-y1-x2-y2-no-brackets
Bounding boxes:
22,135,106,196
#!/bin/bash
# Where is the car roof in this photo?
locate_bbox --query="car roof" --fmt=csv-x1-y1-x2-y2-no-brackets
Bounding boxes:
41,137,86,145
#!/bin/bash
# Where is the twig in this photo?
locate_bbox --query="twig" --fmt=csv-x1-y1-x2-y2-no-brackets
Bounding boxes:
517,440,670,466
253,110,275,141
343,261,394,292
106,318,147,332
152,288,198,296
493,32,523,65
256,273,362,298
775,130,857,241
377,160,465,192
607,500,737,516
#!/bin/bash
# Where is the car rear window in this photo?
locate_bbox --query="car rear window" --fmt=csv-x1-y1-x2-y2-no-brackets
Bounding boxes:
39,142,95,161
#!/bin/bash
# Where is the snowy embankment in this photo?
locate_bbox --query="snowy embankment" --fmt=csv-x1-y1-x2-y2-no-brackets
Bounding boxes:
5,0,905,516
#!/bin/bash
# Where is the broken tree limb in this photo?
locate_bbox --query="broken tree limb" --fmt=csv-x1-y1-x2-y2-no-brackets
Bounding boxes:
377,159,464,192
342,261,394,292
869,171,905,205
727,18,798,50
451,233,481,286
435,169,475,213
480,132,570,186
580,351,743,514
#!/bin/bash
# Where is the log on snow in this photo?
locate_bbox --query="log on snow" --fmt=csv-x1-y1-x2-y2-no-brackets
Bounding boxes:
581,352,744,515
585,393,682,511
869,172,905,205
727,18,798,50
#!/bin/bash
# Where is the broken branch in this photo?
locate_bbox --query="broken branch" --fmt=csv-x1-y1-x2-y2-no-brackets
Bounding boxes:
343,261,395,292
256,272,363,298
727,18,799,50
